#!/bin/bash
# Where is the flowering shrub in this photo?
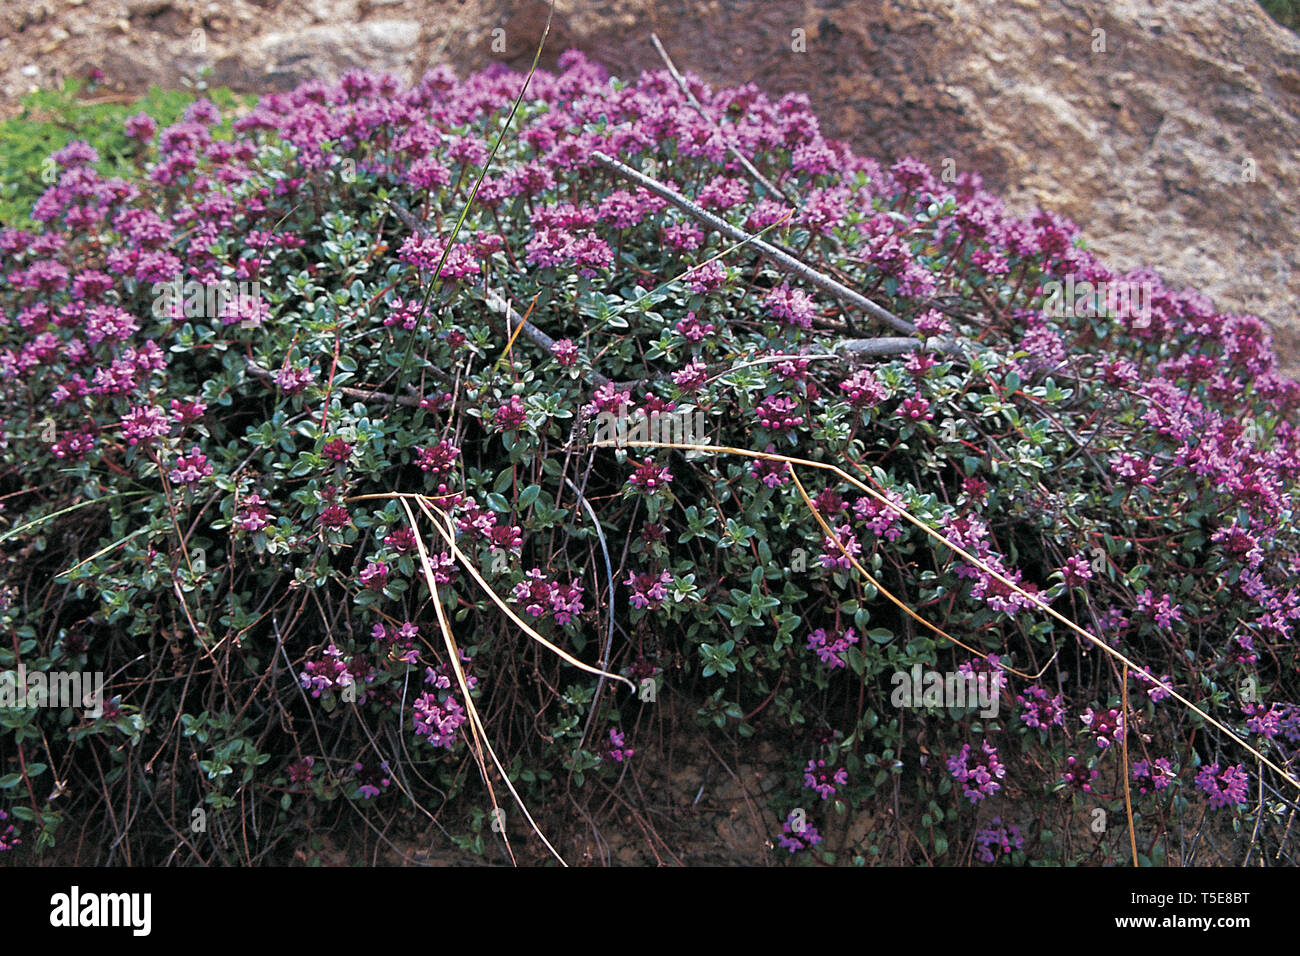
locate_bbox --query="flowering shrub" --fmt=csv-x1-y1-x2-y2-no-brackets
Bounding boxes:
2,52,1300,865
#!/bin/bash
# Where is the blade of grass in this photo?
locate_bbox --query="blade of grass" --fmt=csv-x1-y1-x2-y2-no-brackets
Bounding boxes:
55,525,154,578
0,491,150,545
388,1,556,412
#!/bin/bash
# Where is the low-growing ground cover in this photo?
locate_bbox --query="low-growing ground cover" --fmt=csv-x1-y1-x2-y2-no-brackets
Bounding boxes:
1,53,1298,865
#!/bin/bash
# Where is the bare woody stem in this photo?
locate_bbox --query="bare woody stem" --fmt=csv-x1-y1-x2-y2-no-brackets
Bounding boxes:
834,336,966,359
591,149,925,338
649,33,790,203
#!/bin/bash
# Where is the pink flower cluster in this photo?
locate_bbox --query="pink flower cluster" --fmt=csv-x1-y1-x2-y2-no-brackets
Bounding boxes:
625,569,672,610
1194,763,1249,809
235,492,272,531
947,739,1005,803
1080,706,1126,749
940,512,1042,617
1016,685,1065,730
839,367,888,408
300,644,355,699
169,446,212,487
512,568,585,625
1132,758,1176,795
415,439,460,474
413,666,468,749
372,620,420,665
603,728,634,763
803,759,848,800
776,811,823,854
974,818,1022,863
755,395,804,432
628,457,673,495
806,627,858,668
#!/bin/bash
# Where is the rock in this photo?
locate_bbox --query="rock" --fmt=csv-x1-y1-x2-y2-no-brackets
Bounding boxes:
212,19,419,90
126,0,172,17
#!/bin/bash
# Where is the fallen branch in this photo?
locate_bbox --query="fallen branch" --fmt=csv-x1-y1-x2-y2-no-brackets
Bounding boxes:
833,336,966,360
592,149,925,338
480,286,613,388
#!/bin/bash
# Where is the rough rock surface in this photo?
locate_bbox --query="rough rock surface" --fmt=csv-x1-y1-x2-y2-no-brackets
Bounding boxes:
2,0,1298,376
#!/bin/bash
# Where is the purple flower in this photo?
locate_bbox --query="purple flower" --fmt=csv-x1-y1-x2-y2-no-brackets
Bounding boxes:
1195,763,1249,809
672,359,709,393
1017,685,1066,730
974,818,1022,863
1132,668,1173,703
1132,758,1176,795
776,811,822,854
805,627,858,668
1135,589,1183,629
385,527,417,553
415,440,459,474
763,283,817,329
0,809,21,852
1244,703,1281,738
512,569,586,624
322,437,352,462
317,503,351,530
899,392,933,421
604,728,635,763
359,561,388,592
750,445,790,488
351,760,391,799
803,759,848,800
914,309,951,337
397,234,480,279
235,492,272,532
493,394,528,431
413,679,467,749
675,312,716,343
947,739,1005,803
125,113,157,142
169,446,212,487
755,395,804,432
551,338,579,367
120,405,169,446
287,757,314,786
817,524,861,570
299,643,350,698
1080,706,1125,749
840,368,888,408
628,457,673,494
274,365,315,395
1060,553,1093,588
1061,755,1097,793
625,569,672,610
